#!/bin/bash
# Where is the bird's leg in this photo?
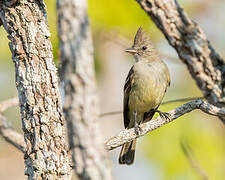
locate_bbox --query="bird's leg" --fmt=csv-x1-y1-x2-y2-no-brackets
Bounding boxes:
155,110,170,120
134,111,141,135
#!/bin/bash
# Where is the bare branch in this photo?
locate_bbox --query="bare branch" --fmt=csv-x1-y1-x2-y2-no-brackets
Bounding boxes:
162,96,204,105
0,97,18,112
0,97,24,152
100,96,203,117
180,140,209,180
135,0,225,107
105,100,225,151
100,111,122,117
0,114,25,152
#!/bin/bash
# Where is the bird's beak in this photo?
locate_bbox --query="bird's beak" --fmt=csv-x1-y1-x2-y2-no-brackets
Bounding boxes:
125,48,137,54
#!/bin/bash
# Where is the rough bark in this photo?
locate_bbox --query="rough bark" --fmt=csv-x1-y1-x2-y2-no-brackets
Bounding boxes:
57,0,112,179
135,0,225,107
105,99,225,151
0,1,72,179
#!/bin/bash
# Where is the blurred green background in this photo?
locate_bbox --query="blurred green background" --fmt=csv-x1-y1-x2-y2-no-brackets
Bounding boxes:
0,0,225,179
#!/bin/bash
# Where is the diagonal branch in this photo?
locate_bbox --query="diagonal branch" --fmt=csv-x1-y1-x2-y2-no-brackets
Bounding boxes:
0,114,25,152
0,97,18,112
0,97,24,152
105,100,225,151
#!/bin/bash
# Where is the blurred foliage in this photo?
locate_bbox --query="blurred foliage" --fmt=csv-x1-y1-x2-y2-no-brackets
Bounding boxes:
88,0,154,35
0,0,225,179
45,1,59,64
0,29,10,65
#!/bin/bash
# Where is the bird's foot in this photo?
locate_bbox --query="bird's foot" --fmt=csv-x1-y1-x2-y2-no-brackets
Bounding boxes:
134,124,142,135
155,110,170,120
133,111,141,135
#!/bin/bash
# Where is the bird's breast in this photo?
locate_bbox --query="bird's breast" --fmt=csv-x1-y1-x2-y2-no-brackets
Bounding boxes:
128,62,168,113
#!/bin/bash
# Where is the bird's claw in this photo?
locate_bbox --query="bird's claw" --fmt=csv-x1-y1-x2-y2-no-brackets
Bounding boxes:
156,110,170,120
134,124,142,135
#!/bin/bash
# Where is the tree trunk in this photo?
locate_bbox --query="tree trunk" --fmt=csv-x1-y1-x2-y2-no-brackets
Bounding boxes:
57,0,113,179
58,0,112,180
0,1,72,179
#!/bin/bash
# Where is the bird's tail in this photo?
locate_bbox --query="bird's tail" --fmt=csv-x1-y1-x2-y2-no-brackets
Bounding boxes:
118,139,136,165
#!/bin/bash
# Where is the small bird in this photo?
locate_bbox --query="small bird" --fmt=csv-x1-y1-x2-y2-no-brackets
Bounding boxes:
119,27,170,165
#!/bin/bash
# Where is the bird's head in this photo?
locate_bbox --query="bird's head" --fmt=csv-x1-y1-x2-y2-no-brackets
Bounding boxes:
125,27,156,61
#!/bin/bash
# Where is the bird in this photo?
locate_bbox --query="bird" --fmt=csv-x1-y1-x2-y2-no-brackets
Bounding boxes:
118,27,170,165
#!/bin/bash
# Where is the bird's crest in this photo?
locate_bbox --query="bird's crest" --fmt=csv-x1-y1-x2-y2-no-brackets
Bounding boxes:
133,27,152,47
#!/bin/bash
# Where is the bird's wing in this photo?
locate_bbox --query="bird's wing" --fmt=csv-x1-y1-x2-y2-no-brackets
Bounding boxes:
143,63,170,124
123,66,134,128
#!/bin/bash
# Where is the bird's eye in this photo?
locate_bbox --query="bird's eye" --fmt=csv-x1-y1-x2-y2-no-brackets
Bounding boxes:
142,46,147,50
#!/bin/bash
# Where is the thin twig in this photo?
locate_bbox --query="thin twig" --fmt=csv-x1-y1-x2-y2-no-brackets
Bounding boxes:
0,97,24,152
100,96,203,117
162,96,204,105
0,97,18,112
180,140,209,180
105,99,225,151
100,111,122,117
0,114,25,152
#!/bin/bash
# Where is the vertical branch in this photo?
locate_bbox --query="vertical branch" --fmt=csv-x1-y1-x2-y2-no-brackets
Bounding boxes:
0,1,72,179
57,0,113,179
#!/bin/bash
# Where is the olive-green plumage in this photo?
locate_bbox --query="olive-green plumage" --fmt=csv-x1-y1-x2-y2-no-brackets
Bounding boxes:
119,27,170,165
